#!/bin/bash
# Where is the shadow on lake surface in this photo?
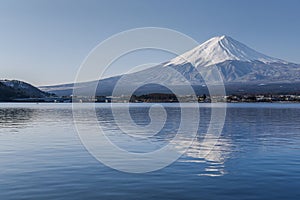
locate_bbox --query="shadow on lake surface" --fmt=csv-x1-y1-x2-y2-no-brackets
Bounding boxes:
0,107,36,131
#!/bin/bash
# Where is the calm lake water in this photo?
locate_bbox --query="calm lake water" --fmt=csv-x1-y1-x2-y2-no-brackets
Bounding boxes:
0,103,299,200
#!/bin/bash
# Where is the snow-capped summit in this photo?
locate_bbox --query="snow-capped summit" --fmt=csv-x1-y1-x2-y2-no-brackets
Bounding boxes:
167,35,285,67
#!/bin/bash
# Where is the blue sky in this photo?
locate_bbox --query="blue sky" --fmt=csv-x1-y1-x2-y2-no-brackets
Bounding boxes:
1,0,300,86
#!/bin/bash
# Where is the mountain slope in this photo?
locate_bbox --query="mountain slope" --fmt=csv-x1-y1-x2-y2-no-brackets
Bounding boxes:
0,80,50,101
40,35,300,96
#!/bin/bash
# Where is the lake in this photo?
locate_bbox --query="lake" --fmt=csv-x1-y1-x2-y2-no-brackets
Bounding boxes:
0,103,299,200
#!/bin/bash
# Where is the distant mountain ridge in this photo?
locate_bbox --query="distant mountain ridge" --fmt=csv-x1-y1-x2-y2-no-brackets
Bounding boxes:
0,80,50,101
40,35,300,96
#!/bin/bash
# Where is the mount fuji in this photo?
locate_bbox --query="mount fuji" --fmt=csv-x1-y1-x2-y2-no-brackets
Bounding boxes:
40,35,300,96
168,35,286,67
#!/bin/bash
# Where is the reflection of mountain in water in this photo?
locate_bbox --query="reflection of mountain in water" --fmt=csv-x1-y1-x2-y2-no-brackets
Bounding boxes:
186,136,232,176
94,105,231,176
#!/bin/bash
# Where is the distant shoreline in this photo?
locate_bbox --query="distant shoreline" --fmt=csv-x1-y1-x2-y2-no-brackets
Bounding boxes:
1,95,300,103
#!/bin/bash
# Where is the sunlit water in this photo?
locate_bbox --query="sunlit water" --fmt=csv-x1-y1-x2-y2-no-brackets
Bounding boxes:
0,103,299,200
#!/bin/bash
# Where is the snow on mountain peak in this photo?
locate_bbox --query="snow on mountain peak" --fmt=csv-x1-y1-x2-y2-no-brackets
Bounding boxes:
167,35,286,67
